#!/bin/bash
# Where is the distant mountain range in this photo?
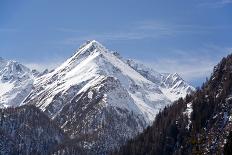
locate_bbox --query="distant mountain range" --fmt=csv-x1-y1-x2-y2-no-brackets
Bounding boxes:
0,40,194,154
0,57,39,108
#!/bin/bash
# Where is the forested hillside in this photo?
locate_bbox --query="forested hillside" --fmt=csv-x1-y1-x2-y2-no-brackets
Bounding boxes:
113,54,232,155
0,105,67,155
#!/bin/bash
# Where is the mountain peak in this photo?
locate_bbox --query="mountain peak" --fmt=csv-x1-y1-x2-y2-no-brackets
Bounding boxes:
20,40,194,153
64,40,108,66
0,58,36,108
77,40,106,54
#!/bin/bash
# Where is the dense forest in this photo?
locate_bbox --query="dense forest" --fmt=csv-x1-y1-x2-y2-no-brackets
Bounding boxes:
113,54,232,155
0,105,98,155
0,105,67,155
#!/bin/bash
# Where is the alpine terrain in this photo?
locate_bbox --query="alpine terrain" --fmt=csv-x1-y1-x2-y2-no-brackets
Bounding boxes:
0,57,39,108
22,40,194,154
114,54,232,155
0,105,67,155
0,40,194,154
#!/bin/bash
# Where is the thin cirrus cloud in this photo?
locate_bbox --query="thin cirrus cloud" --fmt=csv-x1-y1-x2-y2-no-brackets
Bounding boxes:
198,0,232,8
60,31,170,45
136,21,231,34
24,59,63,72
145,46,232,81
146,57,215,80
58,29,173,45
57,21,230,45
25,62,59,71
56,21,179,45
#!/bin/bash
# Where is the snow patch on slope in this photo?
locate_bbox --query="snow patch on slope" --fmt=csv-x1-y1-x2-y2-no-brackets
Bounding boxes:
183,102,193,130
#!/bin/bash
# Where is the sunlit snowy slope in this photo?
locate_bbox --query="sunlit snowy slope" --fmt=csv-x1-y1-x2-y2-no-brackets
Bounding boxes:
24,40,194,153
0,57,38,108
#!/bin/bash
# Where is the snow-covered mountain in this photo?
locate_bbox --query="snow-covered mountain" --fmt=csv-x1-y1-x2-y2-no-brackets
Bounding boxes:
23,40,194,153
126,59,195,101
115,53,232,155
160,73,194,101
0,57,38,108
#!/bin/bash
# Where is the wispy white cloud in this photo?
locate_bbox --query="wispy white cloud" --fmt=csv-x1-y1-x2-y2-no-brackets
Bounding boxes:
57,20,231,45
198,0,232,8
25,62,61,71
57,25,174,45
56,21,187,44
145,58,214,81
60,31,171,45
143,46,232,81
137,21,231,34
24,56,66,72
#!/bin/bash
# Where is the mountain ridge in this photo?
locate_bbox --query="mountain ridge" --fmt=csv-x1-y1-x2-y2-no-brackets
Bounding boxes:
0,40,194,154
113,53,232,155
0,58,38,108
23,40,194,153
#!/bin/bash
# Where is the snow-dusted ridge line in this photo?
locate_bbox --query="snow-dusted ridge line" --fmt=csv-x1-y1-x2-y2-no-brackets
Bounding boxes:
0,40,195,153
125,57,195,102
24,40,194,123
0,40,194,114
0,58,39,108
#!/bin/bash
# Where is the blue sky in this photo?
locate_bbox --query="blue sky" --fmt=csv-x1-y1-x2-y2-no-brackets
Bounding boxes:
1,0,232,86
